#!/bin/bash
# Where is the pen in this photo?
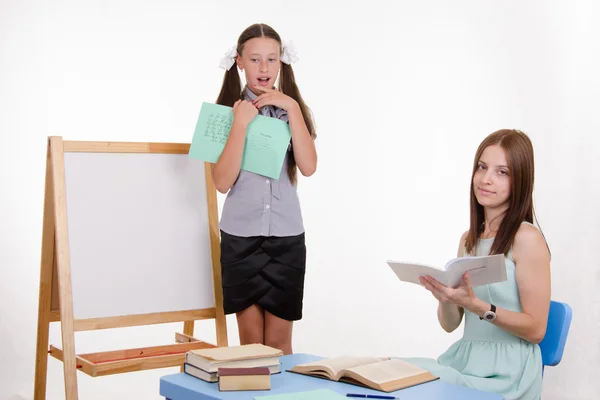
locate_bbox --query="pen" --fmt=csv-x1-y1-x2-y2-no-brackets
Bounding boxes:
346,394,398,399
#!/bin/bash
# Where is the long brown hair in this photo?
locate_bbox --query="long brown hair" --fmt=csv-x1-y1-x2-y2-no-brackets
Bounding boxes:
465,129,545,256
215,23,316,184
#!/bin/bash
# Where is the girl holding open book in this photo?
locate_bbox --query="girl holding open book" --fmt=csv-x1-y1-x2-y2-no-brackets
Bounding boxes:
401,129,550,400
210,23,317,355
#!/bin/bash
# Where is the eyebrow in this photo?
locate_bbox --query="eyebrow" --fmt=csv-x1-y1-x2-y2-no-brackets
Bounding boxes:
249,53,278,56
479,161,510,169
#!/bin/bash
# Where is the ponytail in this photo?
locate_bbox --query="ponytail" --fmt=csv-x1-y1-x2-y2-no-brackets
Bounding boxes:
279,62,316,183
216,64,243,106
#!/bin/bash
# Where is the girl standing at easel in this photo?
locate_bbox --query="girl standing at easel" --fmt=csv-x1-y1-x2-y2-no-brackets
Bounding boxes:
210,23,317,355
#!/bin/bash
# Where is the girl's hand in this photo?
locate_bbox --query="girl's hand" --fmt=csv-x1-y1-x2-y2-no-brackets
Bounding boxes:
419,273,478,310
232,99,258,127
251,85,298,111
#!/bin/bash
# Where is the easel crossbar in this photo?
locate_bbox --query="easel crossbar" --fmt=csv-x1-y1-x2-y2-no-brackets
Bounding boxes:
72,308,217,331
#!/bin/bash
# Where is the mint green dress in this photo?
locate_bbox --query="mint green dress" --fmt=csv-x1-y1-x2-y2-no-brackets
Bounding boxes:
399,237,543,400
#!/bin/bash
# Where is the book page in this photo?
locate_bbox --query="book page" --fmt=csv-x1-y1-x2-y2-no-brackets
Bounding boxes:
344,359,428,385
445,254,507,288
386,261,446,286
203,111,233,146
242,119,291,179
292,356,387,380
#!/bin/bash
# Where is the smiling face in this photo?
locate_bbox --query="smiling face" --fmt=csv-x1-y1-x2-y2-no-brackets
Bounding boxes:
472,144,511,211
236,37,281,95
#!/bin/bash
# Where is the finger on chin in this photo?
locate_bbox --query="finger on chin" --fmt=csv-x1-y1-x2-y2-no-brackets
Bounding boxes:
252,84,272,93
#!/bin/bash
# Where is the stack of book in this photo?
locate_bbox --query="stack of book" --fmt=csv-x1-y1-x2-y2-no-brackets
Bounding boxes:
183,343,283,384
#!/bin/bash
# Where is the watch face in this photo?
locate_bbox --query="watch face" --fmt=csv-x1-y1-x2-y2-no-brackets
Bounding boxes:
484,311,496,321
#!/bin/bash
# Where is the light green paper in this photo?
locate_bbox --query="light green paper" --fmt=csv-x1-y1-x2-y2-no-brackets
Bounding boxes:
189,102,291,179
253,389,347,400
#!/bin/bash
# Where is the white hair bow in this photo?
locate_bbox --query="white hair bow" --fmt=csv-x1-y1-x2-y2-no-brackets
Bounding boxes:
281,41,299,64
219,46,237,70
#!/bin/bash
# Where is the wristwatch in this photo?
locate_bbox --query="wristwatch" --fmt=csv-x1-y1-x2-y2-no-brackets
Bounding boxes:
480,304,497,322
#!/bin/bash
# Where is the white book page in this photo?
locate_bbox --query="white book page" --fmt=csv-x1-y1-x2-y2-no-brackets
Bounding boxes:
294,356,386,379
386,261,447,286
345,359,427,384
445,254,507,287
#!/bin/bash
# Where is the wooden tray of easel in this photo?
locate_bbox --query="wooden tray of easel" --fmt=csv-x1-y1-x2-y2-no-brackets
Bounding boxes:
48,333,215,377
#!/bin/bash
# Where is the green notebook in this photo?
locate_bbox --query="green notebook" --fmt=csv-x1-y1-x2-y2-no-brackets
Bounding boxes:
254,389,347,400
189,102,291,179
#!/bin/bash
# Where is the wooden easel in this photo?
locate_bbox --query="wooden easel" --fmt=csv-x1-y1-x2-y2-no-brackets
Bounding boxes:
33,136,228,399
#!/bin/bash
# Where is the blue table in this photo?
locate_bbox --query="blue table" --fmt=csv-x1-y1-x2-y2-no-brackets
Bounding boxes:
160,353,502,399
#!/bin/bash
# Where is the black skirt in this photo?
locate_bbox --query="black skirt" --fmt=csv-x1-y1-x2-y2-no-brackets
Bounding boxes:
220,230,306,321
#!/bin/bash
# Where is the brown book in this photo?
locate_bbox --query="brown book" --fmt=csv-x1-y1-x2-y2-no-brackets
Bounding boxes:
218,367,271,391
183,363,219,382
289,356,439,393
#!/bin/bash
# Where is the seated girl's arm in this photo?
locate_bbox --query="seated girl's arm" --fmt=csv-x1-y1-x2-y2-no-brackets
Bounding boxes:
211,100,257,193
468,224,551,343
436,231,467,332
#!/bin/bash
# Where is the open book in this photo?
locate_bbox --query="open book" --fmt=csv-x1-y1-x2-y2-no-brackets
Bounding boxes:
387,254,506,288
289,356,438,393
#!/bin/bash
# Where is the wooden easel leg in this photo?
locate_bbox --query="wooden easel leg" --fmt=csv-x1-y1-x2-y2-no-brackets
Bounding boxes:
204,162,229,348
50,137,79,400
34,141,56,400
179,321,195,372
215,311,228,347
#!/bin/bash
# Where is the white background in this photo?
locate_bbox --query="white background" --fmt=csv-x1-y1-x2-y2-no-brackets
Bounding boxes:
1,1,598,399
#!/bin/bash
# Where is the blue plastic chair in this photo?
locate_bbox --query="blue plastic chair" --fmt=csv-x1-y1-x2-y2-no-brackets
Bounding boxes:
539,300,572,374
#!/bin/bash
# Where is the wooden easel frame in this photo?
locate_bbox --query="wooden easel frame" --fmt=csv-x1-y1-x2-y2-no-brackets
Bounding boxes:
33,136,228,400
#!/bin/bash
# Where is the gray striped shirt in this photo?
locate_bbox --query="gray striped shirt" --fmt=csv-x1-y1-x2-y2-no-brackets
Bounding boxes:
219,87,304,237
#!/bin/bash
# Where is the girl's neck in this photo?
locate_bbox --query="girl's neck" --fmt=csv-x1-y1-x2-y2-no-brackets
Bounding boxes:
244,85,258,97
481,206,508,238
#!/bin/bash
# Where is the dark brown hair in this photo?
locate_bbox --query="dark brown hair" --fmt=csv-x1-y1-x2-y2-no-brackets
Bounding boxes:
216,23,316,183
465,129,546,256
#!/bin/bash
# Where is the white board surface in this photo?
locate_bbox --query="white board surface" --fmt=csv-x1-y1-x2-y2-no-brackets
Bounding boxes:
63,152,216,319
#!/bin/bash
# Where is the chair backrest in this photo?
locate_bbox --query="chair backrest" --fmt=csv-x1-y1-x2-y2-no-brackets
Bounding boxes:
539,300,572,369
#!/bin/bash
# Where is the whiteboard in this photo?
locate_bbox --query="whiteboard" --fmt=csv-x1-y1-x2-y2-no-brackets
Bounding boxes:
63,152,216,320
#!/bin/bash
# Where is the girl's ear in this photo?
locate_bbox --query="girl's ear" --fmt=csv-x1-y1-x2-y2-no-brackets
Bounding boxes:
236,54,243,71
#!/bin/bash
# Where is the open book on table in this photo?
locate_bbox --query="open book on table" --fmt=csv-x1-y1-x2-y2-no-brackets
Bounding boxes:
387,254,507,288
288,356,438,393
